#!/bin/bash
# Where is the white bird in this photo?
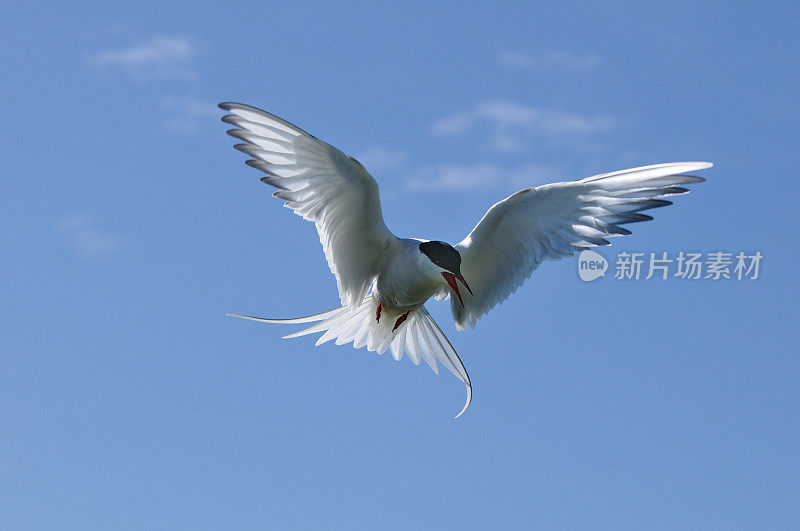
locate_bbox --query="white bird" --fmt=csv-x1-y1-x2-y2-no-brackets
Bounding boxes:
220,102,712,418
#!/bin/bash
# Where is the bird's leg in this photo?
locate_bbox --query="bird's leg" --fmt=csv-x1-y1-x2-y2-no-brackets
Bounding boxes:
392,311,409,332
376,303,382,323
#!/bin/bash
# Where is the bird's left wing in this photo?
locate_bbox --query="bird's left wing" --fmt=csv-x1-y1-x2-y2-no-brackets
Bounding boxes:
451,162,712,329
220,103,396,307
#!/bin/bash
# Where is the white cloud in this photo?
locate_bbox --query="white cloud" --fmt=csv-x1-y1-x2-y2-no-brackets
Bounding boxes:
406,161,562,193
56,216,121,257
491,134,527,153
474,100,541,130
498,50,603,73
160,96,219,133
407,163,503,192
430,112,475,136
431,99,615,152
354,146,408,172
476,100,614,136
87,36,196,81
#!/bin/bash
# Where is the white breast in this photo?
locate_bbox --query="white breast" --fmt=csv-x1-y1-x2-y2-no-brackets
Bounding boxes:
376,239,441,309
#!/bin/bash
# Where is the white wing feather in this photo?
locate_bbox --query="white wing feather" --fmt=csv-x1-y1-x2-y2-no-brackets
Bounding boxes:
452,162,712,329
220,103,396,307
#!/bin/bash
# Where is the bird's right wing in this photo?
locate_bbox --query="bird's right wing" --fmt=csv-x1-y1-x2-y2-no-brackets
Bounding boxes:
220,103,396,307
451,162,712,329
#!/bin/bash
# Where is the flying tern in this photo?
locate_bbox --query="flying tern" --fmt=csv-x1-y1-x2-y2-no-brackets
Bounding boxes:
220,102,711,418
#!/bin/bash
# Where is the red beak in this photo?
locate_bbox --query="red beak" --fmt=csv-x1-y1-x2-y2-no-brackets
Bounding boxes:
442,272,473,307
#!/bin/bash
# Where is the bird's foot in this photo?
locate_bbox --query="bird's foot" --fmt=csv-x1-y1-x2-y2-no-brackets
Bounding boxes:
392,311,409,331
376,303,382,323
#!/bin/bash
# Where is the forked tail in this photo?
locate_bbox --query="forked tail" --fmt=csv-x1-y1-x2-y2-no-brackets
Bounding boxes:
228,295,472,418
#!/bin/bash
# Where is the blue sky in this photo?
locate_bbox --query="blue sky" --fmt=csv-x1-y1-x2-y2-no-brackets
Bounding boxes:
2,1,799,528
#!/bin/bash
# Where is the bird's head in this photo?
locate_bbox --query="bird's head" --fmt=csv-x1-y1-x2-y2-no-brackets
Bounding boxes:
418,240,473,307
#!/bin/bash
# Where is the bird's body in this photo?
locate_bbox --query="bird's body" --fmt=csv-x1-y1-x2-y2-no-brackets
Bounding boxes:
220,102,712,418
375,238,445,309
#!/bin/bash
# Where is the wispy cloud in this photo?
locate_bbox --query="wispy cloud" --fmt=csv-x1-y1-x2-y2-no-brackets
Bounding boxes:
498,50,603,73
407,163,503,192
430,112,475,137
354,146,408,173
160,95,219,133
406,162,561,193
56,216,121,257
87,36,196,81
431,99,615,153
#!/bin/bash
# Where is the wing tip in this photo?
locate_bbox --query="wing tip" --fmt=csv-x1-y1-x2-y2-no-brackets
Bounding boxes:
665,161,714,171
219,101,248,112
217,102,316,138
680,175,706,184
672,161,713,171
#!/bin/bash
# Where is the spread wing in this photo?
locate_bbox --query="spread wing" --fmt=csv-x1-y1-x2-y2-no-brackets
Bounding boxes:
451,162,712,329
220,103,396,307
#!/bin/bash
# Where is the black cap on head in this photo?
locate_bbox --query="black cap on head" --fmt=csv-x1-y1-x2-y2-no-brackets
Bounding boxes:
419,241,462,273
